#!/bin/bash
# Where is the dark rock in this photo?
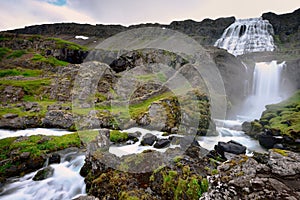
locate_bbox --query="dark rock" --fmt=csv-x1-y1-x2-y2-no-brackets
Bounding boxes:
42,110,74,129
273,143,284,149
153,139,170,149
127,131,141,142
48,153,60,164
141,133,157,146
214,140,246,158
32,166,54,181
3,113,18,119
258,133,278,149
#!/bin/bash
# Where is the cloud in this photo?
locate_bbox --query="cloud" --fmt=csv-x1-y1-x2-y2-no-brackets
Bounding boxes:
0,0,300,31
0,0,95,31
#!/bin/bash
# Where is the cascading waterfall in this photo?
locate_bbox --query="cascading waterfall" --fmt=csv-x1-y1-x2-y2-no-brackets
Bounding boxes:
0,151,86,200
214,18,275,56
199,17,284,153
239,61,285,120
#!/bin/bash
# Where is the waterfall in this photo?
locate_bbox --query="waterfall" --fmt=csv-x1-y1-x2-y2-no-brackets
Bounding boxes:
214,18,275,56
239,61,285,120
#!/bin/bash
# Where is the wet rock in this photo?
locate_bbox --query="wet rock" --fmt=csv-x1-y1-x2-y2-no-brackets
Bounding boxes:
141,133,157,146
48,153,60,164
33,166,54,181
153,139,170,149
258,133,278,149
127,131,141,142
214,140,246,158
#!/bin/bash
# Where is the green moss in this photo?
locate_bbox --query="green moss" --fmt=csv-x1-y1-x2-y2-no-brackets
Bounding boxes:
152,166,208,200
0,47,11,60
47,38,88,51
8,133,80,156
7,50,27,59
110,130,128,143
78,129,99,144
260,90,300,139
211,169,219,175
0,68,41,78
31,53,69,66
0,78,51,96
272,148,288,156
0,133,80,174
173,156,183,163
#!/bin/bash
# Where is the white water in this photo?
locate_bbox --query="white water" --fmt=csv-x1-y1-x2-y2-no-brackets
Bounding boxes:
0,128,73,140
0,129,86,200
200,61,285,153
214,18,275,56
0,151,86,200
198,119,266,154
239,61,285,120
109,127,180,157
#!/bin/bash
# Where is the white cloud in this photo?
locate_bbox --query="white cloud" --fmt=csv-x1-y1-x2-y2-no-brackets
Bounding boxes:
0,0,95,31
0,0,300,31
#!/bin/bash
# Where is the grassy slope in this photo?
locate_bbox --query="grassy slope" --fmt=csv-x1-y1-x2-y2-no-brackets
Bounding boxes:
260,90,300,139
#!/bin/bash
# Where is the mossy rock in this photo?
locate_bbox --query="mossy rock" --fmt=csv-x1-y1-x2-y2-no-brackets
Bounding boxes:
109,130,128,143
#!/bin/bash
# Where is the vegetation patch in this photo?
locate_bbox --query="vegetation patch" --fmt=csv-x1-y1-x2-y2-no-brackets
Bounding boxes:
0,47,11,60
0,133,80,176
48,38,88,51
260,90,300,139
7,50,27,59
0,78,51,96
31,53,69,66
110,130,128,143
0,68,41,78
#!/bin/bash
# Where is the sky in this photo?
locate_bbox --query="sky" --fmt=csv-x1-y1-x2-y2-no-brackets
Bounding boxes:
1,0,300,31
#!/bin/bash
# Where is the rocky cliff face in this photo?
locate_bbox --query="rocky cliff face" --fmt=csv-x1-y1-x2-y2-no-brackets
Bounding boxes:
263,8,300,50
6,17,235,46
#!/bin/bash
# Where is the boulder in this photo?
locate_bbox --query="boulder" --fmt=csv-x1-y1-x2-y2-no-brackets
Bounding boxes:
127,131,141,142
201,149,300,199
33,166,54,181
141,133,157,146
42,110,74,129
258,133,282,149
214,140,246,158
48,153,61,164
153,139,170,149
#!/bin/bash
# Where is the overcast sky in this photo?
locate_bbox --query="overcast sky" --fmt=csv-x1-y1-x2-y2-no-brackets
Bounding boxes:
1,0,300,31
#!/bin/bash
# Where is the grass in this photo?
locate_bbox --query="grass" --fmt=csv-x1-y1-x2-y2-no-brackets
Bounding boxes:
31,54,69,66
0,78,51,96
0,133,81,174
0,47,11,60
7,50,27,59
77,129,99,144
110,130,128,142
0,100,56,118
47,38,88,51
261,90,300,138
0,68,41,78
